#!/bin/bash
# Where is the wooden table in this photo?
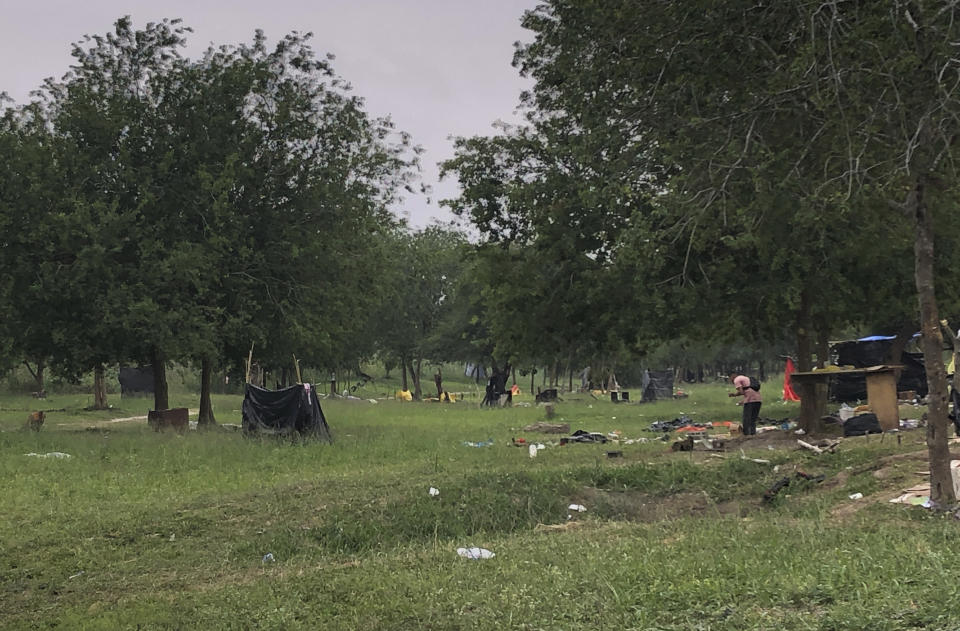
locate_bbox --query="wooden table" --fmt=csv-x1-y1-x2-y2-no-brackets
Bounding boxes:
790,365,902,433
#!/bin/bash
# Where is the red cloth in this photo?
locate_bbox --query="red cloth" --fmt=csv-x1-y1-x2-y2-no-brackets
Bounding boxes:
783,358,801,401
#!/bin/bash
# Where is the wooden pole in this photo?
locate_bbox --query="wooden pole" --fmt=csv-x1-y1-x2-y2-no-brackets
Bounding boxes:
245,342,254,384
293,355,302,384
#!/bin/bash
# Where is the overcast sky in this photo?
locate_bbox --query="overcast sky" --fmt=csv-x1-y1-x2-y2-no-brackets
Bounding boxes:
0,0,538,226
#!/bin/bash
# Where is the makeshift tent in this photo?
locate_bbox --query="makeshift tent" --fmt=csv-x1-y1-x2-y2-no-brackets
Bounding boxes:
783,357,801,401
641,369,674,402
242,383,332,441
118,365,154,397
831,338,927,401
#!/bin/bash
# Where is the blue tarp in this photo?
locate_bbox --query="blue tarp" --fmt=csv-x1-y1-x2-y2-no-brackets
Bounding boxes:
856,333,919,342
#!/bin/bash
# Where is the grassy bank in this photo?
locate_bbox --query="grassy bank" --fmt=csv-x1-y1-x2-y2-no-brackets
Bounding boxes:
1,383,955,629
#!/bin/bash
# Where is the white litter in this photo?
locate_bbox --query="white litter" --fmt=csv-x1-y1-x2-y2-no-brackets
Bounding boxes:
568,504,587,512
429,487,440,497
456,547,495,560
262,553,275,563
849,493,863,500
25,452,72,459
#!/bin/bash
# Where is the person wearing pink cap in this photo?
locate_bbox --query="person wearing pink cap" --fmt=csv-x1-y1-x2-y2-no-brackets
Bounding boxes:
729,373,762,436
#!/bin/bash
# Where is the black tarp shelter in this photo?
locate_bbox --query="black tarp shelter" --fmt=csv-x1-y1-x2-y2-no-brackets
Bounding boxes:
242,383,333,441
641,369,675,402
118,365,154,397
831,337,927,402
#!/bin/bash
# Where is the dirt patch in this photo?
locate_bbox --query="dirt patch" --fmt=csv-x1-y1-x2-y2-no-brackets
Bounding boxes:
575,488,748,523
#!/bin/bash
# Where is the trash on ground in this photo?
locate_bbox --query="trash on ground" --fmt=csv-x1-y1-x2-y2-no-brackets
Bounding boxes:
262,553,275,563
25,452,72,459
456,547,495,560
647,415,703,433
739,449,770,464
606,450,623,458
889,483,931,506
838,403,856,422
68,571,84,579
849,492,864,500
763,471,825,502
560,430,607,445
463,439,494,447
568,504,587,512
429,487,440,497
843,413,882,437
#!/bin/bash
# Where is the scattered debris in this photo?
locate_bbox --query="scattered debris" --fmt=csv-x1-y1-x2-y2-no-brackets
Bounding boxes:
647,415,702,433
429,487,440,497
568,504,587,512
25,452,72,459
849,493,863,500
262,553,275,563
456,547,495,560
889,484,931,506
463,439,494,448
560,430,607,445
739,449,770,464
68,571,84,579
763,471,825,502
606,450,623,458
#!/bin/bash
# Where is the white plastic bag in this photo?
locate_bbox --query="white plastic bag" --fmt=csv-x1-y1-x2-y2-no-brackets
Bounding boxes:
456,547,495,560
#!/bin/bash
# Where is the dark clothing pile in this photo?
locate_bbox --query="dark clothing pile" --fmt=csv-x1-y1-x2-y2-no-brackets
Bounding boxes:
560,430,608,445
646,415,704,433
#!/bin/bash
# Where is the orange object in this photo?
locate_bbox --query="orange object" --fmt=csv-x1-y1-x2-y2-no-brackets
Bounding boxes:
783,357,801,401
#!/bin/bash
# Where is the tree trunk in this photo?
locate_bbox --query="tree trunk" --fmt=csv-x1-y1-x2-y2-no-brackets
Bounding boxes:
152,348,169,411
92,364,108,410
816,326,830,369
909,178,955,505
567,364,574,393
887,322,916,366
409,356,422,400
530,368,536,395
199,357,216,426
796,286,813,372
23,358,45,394
401,354,408,392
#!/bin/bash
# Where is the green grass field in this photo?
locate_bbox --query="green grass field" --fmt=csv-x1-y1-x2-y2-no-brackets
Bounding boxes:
2,382,958,630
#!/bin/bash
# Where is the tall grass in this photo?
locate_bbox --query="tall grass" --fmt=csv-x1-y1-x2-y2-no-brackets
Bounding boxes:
2,382,952,630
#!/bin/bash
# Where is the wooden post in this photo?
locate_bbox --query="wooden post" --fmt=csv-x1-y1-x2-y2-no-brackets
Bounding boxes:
245,343,254,384
865,372,899,431
293,355,302,384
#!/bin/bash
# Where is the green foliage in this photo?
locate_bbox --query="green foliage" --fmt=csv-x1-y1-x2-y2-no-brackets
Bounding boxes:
0,17,420,392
